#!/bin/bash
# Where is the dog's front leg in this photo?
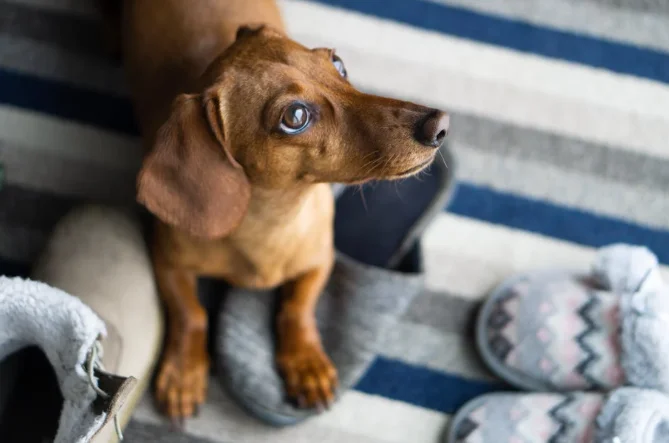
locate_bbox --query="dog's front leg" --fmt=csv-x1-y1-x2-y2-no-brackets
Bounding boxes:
152,256,209,424
277,256,337,410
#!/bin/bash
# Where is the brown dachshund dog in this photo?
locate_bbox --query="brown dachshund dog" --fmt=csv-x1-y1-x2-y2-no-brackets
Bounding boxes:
102,0,449,422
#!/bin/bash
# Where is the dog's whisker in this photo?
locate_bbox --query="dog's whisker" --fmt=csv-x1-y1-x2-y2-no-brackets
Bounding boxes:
358,156,380,172
393,180,407,204
437,149,448,169
360,156,385,177
358,184,368,212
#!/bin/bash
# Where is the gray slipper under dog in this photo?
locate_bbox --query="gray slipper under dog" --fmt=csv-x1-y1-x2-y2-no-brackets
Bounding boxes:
477,243,669,394
215,143,457,426
447,387,669,443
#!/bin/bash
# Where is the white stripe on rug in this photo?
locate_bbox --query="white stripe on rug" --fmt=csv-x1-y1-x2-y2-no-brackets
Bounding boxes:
423,213,669,300
132,386,447,443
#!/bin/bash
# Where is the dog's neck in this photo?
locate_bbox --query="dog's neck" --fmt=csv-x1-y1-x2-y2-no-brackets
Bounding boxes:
244,183,326,222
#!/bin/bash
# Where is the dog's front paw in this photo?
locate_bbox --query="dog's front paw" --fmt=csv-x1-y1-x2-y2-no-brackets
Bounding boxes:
277,342,338,410
155,349,210,424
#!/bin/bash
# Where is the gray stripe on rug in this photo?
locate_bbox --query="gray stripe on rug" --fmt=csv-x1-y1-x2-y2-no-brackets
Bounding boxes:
404,290,478,335
3,0,97,17
384,322,494,379
1,141,137,197
0,1,106,57
0,139,138,202
124,421,224,443
451,112,669,190
0,35,125,95
580,0,669,16
456,143,669,230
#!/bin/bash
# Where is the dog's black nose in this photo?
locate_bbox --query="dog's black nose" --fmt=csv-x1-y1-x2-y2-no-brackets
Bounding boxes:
415,110,449,148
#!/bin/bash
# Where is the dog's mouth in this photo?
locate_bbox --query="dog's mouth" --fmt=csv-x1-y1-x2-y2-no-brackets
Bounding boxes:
386,155,436,179
342,152,437,184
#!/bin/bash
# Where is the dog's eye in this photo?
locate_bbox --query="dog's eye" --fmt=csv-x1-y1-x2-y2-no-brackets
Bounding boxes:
332,53,347,78
279,103,311,135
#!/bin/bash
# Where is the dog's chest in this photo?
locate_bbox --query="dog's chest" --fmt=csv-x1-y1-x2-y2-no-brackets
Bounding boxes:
164,185,334,288
221,218,330,289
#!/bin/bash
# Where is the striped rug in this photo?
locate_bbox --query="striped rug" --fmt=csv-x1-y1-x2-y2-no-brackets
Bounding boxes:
2,0,669,441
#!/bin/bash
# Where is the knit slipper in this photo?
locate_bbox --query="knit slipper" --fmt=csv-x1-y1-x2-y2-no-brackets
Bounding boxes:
214,143,457,426
477,243,669,393
0,276,136,443
446,387,669,443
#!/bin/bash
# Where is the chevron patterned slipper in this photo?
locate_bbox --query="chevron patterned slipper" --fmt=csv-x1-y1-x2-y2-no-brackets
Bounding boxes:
476,243,669,393
447,387,669,443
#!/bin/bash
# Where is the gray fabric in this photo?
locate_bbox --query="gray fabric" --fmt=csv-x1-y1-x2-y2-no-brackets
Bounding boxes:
611,251,669,394
217,252,424,426
591,243,660,295
0,276,114,443
596,388,669,443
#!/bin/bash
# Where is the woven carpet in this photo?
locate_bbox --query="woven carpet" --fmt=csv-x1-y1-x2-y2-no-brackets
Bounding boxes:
2,0,669,442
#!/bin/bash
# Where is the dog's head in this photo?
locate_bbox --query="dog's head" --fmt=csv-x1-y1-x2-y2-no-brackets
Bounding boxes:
137,25,449,239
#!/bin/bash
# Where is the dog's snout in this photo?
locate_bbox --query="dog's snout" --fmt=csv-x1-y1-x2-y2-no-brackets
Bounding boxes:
415,110,449,148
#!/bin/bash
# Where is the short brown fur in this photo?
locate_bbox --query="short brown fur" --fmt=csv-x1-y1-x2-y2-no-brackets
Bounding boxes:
103,0,448,421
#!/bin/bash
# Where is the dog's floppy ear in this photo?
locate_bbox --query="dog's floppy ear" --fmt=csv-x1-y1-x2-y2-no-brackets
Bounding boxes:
137,93,250,239
236,25,262,40
235,24,282,40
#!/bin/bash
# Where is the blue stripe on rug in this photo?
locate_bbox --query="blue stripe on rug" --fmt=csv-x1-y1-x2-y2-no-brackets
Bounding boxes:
307,0,669,85
449,183,669,265
356,357,506,413
0,68,137,135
